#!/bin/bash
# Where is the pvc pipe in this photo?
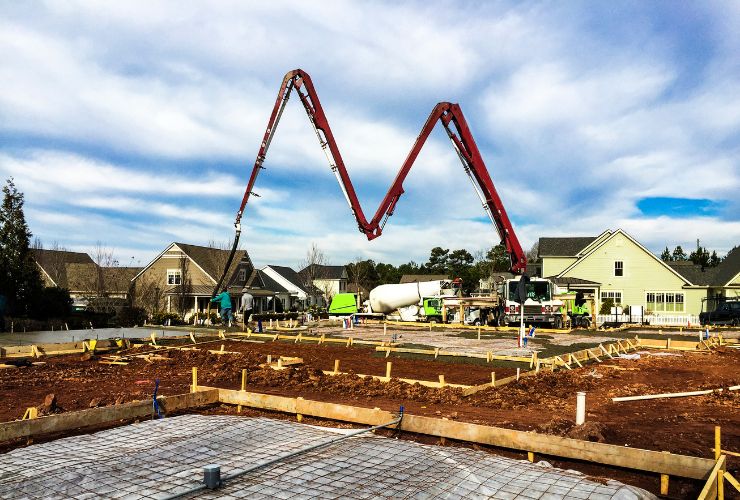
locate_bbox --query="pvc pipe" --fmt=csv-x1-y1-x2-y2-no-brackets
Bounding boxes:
612,385,740,402
576,392,586,425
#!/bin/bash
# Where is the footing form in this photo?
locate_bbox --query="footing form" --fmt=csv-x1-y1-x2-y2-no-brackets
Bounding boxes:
0,415,656,499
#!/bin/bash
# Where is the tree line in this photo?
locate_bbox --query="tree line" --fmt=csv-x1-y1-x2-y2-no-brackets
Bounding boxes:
346,243,539,295
659,241,725,268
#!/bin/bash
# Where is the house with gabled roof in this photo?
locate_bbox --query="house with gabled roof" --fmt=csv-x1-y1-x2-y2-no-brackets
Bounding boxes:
32,248,141,312
299,264,348,303
538,230,740,317
132,242,268,318
259,265,318,311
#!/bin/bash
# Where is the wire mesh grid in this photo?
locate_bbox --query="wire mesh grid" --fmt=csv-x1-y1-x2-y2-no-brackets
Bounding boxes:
0,415,655,499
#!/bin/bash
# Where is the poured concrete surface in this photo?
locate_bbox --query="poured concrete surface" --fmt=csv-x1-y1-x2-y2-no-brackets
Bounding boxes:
0,415,655,499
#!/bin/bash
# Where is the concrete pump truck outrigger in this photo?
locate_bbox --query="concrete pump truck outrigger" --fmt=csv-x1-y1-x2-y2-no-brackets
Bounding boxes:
211,69,527,298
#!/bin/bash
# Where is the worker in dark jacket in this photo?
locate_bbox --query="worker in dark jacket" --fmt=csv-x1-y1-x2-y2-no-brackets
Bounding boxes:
211,289,233,327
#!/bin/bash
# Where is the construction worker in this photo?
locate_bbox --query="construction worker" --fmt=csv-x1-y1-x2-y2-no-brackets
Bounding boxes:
210,289,233,327
240,291,254,325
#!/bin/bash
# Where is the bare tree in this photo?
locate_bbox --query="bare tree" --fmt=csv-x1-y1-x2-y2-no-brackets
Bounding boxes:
175,255,192,318
131,273,162,315
299,243,329,305
206,239,236,290
32,239,70,287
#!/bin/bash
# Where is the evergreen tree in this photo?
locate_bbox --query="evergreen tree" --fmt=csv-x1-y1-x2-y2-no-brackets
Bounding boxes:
485,244,511,272
660,247,672,261
0,178,43,316
671,245,687,261
709,251,721,267
689,246,710,267
425,247,449,273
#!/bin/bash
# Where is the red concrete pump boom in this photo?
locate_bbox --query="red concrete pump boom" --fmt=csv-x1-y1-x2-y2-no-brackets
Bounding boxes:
215,69,526,293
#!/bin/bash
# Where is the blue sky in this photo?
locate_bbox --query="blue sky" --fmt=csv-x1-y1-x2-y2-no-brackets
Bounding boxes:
1,1,738,269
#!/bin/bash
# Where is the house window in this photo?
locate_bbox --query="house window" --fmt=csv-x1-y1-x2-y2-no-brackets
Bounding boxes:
237,269,246,282
167,269,181,285
646,292,685,313
600,291,622,305
614,261,623,277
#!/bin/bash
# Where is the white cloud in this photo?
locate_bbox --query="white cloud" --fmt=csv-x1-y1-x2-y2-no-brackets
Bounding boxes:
0,150,243,197
0,1,738,267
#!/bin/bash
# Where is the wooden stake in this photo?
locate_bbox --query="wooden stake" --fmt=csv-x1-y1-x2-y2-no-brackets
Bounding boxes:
715,426,721,460
386,361,392,380
238,368,247,413
438,374,445,387
191,367,198,393
527,451,535,463
477,327,481,340
516,368,520,381
333,359,340,375
660,474,669,495
491,372,496,387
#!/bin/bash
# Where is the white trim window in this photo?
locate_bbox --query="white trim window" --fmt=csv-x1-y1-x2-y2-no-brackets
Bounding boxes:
614,261,624,277
237,269,246,282
167,269,182,285
646,292,685,313
600,290,622,305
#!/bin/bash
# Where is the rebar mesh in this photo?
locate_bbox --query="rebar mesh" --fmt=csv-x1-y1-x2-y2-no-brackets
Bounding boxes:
0,415,655,499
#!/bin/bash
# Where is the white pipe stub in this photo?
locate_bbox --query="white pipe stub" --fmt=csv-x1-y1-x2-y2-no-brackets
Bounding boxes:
576,392,586,426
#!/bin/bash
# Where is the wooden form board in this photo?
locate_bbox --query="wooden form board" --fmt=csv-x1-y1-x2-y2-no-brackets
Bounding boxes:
375,346,533,364
209,386,714,480
0,390,219,443
319,370,470,389
239,331,394,348
376,320,571,334
0,339,119,359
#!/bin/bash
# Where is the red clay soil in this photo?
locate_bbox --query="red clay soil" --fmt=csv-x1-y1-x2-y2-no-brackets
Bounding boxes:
1,341,738,498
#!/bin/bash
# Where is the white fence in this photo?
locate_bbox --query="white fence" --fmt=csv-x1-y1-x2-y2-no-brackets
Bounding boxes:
596,314,701,326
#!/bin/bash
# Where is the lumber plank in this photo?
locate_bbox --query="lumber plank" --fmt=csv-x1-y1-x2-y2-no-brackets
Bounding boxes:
0,390,219,443
211,388,714,479
697,455,725,500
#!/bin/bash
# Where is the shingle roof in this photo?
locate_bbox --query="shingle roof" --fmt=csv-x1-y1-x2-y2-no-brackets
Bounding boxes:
714,247,740,286
32,249,95,287
65,262,100,291
538,237,596,257
256,269,289,293
667,262,717,286
174,242,250,285
399,274,449,284
546,276,601,286
299,264,346,280
267,265,307,292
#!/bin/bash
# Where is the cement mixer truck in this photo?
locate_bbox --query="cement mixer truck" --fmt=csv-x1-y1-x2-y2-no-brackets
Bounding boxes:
367,280,452,322
358,276,564,326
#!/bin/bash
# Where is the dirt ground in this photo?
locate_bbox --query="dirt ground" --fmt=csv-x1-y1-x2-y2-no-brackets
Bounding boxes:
1,339,738,498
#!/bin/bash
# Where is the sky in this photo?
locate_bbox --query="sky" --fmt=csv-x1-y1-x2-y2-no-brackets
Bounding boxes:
1,1,738,270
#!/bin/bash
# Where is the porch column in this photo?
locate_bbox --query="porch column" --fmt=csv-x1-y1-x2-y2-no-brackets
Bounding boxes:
166,295,171,313
193,296,198,315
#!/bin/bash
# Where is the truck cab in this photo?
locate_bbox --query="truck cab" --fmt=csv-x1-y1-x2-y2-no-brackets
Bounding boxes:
700,299,740,326
501,277,564,328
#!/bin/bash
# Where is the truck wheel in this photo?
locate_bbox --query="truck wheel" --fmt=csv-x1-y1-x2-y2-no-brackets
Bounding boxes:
554,317,563,329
